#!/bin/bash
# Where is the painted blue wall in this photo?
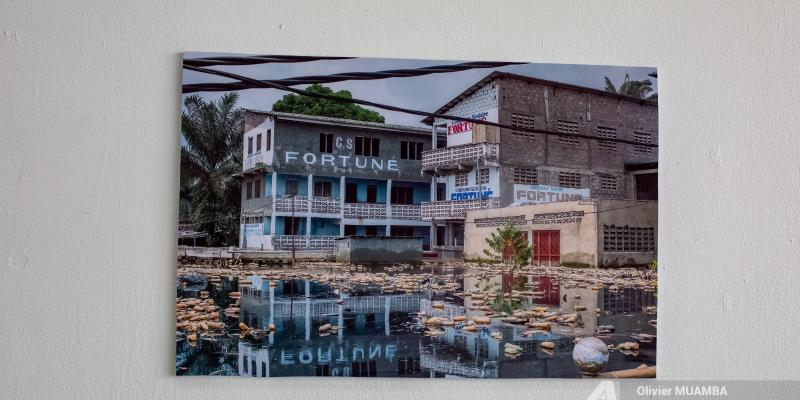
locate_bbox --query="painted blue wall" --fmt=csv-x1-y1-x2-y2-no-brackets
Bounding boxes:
275,216,306,235
311,176,340,198
310,218,340,235
275,174,309,196
264,174,272,196
348,178,387,203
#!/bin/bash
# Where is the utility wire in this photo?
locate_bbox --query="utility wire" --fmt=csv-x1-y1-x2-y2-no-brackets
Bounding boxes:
183,55,354,68
183,61,526,93
183,64,658,148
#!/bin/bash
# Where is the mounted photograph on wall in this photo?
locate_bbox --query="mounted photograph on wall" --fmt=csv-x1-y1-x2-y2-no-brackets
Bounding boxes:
176,53,659,378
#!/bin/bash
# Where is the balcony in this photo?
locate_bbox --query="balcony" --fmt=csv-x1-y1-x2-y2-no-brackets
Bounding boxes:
421,142,499,172
271,235,338,252
390,204,421,220
421,197,500,220
311,196,341,214
274,195,309,213
343,202,386,219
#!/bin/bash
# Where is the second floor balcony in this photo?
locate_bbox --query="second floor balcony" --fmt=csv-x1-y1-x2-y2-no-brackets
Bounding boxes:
421,197,500,220
421,142,500,172
272,194,423,221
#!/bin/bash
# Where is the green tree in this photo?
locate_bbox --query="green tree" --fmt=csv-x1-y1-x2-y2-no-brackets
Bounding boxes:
604,74,657,101
272,84,385,122
180,93,244,246
483,225,533,268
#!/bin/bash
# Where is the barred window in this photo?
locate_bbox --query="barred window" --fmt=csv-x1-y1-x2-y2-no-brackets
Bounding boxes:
600,175,618,191
633,131,652,144
559,172,582,188
455,173,468,187
598,140,617,151
511,113,535,139
557,120,580,145
478,168,490,185
513,167,538,184
603,225,656,252
597,126,617,139
634,145,653,156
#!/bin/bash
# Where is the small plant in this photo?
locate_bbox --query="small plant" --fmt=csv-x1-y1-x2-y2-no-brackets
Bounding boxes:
561,261,591,269
483,224,532,269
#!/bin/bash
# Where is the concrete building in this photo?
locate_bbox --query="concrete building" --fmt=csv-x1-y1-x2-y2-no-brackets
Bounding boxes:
420,71,658,258
464,199,657,267
239,111,435,251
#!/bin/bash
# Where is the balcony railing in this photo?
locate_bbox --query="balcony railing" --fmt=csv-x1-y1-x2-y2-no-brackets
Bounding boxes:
274,195,309,212
343,202,387,219
271,235,338,252
311,196,341,214
390,204,421,220
421,142,499,171
421,197,500,220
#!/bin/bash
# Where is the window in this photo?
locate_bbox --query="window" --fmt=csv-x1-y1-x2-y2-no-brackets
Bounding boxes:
247,136,253,155
255,134,262,153
511,113,535,139
254,179,261,198
345,183,357,203
265,129,271,151
366,185,377,203
391,186,413,205
284,217,301,235
245,181,253,199
597,126,617,139
344,225,357,236
600,175,617,191
314,181,332,197
478,168,490,185
634,145,653,156
285,180,298,196
455,173,468,187
355,136,379,156
559,172,582,188
603,225,655,252
365,226,379,237
633,131,652,144
513,167,537,184
401,141,423,160
391,226,414,237
557,120,580,145
319,133,333,153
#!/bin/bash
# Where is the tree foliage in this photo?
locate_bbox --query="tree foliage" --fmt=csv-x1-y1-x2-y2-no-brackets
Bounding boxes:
604,74,658,101
482,225,533,268
180,93,244,246
272,84,385,122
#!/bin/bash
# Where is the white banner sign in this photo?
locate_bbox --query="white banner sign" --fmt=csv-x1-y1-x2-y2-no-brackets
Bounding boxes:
446,108,498,147
513,184,590,204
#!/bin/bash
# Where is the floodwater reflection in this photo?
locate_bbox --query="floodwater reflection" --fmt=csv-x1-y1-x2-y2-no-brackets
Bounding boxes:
176,265,656,378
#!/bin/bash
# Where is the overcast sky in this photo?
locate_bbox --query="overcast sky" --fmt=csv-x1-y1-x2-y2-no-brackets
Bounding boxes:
182,52,656,127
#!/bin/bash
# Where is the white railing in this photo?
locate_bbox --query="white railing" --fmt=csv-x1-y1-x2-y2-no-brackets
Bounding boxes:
271,235,338,252
390,204,421,220
274,195,309,212
421,142,499,171
311,196,341,214
343,202,387,219
421,197,500,220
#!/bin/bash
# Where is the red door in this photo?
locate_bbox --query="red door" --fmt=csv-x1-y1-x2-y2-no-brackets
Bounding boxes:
533,230,560,265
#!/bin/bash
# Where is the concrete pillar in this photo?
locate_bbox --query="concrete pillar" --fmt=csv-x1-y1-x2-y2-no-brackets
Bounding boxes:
306,174,312,236
270,172,277,235
339,176,346,236
385,179,392,236
305,280,311,341
430,223,436,250
384,296,390,336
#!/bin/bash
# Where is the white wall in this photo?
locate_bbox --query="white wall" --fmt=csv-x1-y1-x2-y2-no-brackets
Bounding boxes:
1,1,799,399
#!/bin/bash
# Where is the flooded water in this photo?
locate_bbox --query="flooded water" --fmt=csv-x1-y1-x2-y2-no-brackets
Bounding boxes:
176,264,656,378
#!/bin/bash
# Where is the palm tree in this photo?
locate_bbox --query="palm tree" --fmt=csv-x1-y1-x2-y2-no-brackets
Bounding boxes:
604,74,657,101
180,93,244,246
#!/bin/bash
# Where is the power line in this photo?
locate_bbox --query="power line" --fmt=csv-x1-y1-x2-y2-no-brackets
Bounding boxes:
183,55,354,68
182,61,527,93
183,64,658,148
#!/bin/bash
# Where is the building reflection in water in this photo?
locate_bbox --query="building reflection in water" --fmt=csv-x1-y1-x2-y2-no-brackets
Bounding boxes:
210,272,655,378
